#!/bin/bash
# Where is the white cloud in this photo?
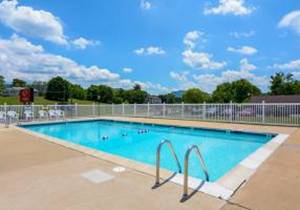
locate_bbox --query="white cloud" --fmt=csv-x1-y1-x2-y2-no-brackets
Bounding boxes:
0,0,67,45
0,34,119,82
0,0,98,49
134,46,165,55
123,67,133,73
240,58,256,71
170,71,189,82
72,37,100,50
230,30,255,38
171,59,268,92
183,30,205,49
278,10,300,35
140,0,152,10
204,0,255,16
227,46,258,55
270,59,300,70
0,34,169,94
182,50,226,70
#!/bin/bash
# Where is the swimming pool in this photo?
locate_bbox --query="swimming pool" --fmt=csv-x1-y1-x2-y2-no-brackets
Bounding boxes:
21,120,275,182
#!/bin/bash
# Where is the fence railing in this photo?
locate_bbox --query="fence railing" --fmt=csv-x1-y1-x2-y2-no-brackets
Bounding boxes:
0,103,299,126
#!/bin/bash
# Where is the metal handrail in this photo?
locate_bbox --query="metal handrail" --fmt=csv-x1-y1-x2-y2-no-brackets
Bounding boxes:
183,145,209,198
155,140,182,185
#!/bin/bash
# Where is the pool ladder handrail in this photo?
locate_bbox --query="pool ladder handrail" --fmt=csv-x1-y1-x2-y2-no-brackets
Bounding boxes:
183,144,209,198
155,140,182,185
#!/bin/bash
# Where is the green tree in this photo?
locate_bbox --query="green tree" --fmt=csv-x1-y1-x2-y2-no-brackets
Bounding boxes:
270,72,300,95
45,76,70,102
70,84,86,100
231,79,261,103
112,89,125,104
133,83,142,91
0,75,5,95
159,93,177,103
212,79,261,103
212,82,234,103
87,85,113,103
182,88,209,103
12,78,26,87
123,84,148,104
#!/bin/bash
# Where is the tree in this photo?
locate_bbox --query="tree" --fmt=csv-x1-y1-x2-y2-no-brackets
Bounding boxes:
124,89,148,104
231,79,261,103
0,75,5,95
182,88,209,103
212,79,261,103
112,89,125,104
87,85,113,103
70,84,86,100
123,84,148,104
45,76,70,102
133,83,142,91
159,93,177,103
12,78,26,87
270,72,300,95
212,82,234,103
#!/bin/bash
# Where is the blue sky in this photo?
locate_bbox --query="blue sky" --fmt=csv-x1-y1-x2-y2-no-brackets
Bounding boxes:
0,0,300,94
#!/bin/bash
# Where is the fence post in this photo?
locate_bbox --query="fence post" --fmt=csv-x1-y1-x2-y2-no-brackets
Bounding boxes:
122,103,125,116
163,103,166,118
112,104,114,116
262,100,265,124
32,103,35,120
134,103,136,116
75,103,78,118
4,103,8,128
93,103,96,117
147,103,150,117
230,101,233,122
181,102,184,119
203,102,206,120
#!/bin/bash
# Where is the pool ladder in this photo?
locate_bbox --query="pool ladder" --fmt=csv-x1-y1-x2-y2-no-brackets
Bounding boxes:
155,140,182,186
155,141,209,199
182,145,209,198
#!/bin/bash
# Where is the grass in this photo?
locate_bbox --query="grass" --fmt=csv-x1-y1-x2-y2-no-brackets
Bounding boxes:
0,96,94,105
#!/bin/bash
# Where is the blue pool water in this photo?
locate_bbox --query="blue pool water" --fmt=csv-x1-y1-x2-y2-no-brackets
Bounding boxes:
21,120,274,181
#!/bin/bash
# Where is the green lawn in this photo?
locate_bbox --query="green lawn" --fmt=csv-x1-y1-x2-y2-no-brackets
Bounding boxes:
0,96,94,105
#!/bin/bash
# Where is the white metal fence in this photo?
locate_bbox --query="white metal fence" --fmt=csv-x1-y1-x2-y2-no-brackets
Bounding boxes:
0,103,299,126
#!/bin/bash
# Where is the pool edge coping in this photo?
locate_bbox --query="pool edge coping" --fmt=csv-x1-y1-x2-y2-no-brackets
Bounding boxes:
13,117,289,200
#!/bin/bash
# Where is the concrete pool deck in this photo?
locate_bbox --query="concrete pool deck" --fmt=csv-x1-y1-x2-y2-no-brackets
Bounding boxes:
0,117,299,210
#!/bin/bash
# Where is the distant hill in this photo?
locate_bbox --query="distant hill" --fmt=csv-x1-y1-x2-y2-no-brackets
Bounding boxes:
172,90,185,97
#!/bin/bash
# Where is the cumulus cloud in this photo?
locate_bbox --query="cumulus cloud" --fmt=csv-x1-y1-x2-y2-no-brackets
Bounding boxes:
140,0,152,10
171,59,268,92
279,10,300,35
0,34,168,94
182,31,226,70
170,71,189,82
229,30,255,39
123,67,133,73
0,0,67,45
204,0,255,16
227,46,258,55
182,50,226,70
0,0,99,49
183,30,205,49
134,46,165,55
270,59,300,70
72,37,100,50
